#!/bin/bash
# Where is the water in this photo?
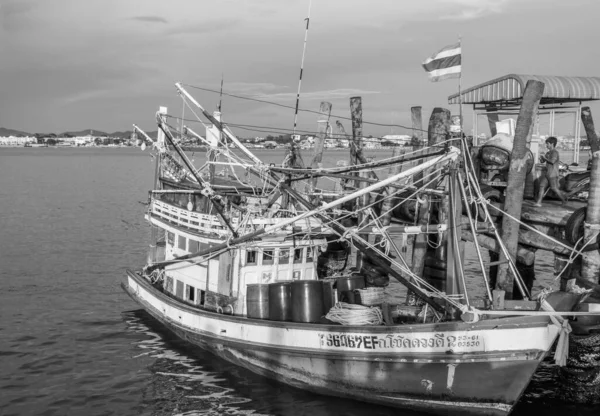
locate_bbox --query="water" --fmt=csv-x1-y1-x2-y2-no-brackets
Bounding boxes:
0,147,597,416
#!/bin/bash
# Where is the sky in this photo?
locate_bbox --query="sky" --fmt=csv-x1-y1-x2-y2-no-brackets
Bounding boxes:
2,0,600,138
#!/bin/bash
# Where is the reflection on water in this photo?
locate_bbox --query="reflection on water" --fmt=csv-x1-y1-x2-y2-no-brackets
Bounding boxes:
123,310,405,416
124,311,265,416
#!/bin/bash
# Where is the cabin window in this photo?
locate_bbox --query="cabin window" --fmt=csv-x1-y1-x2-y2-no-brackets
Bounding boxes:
178,235,186,250
167,231,174,245
189,239,199,253
246,250,257,265
263,249,274,265
279,249,290,264
186,285,196,302
165,276,174,293
175,280,184,298
293,248,304,264
197,289,206,306
306,246,314,262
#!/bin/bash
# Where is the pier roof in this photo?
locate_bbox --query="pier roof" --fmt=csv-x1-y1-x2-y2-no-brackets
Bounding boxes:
448,74,600,107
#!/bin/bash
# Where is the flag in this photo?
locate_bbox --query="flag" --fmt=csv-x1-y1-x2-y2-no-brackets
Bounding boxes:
422,42,461,82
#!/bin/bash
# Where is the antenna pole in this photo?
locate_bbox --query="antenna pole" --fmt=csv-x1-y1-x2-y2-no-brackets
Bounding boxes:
292,0,312,136
218,73,224,113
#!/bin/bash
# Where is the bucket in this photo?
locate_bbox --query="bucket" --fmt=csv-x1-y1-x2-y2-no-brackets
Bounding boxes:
336,275,366,292
268,282,292,321
291,280,324,323
246,284,269,319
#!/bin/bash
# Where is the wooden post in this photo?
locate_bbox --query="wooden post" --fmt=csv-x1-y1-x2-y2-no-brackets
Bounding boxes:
307,102,332,194
428,108,451,146
496,80,544,299
581,107,600,153
350,97,363,189
412,107,425,186
580,107,600,284
411,106,424,143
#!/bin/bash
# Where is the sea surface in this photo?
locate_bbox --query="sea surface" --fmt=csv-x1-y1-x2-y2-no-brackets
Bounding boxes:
0,147,597,416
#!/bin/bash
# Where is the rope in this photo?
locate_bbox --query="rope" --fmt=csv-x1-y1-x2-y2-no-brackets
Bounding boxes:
325,303,383,326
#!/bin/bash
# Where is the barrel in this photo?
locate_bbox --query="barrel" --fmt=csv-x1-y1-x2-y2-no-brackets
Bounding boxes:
246,284,269,319
336,275,365,292
291,280,324,323
268,282,292,321
322,280,335,314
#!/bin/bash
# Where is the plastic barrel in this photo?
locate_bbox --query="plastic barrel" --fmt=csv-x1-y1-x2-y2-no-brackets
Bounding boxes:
322,280,335,314
291,280,324,323
268,282,292,321
246,284,269,319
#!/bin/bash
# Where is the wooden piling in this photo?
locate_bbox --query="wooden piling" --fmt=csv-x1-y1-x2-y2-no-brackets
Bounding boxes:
350,97,363,189
581,107,600,153
307,102,332,195
411,106,424,144
495,80,544,299
411,107,425,185
580,107,600,284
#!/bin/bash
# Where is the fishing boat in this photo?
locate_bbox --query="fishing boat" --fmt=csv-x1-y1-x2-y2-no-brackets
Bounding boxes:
122,83,586,416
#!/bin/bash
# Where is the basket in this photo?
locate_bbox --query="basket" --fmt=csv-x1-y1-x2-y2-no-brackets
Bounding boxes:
354,287,385,306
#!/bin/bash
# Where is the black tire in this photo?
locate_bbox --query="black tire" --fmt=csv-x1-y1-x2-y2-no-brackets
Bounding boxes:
467,184,503,222
565,207,586,245
392,191,417,222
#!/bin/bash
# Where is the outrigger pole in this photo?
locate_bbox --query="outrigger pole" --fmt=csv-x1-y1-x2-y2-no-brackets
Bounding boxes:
156,115,239,238
146,148,461,314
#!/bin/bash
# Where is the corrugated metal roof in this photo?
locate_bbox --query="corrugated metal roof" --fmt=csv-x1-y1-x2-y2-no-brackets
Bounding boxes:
448,74,600,105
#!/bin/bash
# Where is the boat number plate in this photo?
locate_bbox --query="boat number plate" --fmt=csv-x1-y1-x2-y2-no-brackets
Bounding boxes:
318,333,482,351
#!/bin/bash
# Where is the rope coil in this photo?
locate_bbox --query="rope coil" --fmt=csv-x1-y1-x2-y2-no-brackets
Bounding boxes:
325,303,383,326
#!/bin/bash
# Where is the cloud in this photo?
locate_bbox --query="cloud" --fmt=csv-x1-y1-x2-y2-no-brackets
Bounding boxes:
165,19,239,36
0,0,36,30
130,15,168,24
437,0,510,21
61,89,110,105
256,88,380,101
0,0,34,18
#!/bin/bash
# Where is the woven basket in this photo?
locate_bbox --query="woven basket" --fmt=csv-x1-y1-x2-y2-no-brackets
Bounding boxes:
354,287,385,306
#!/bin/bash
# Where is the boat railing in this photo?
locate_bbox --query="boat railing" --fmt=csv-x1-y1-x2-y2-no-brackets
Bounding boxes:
151,199,320,236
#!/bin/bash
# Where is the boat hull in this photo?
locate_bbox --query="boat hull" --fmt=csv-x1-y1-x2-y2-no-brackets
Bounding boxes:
123,270,559,416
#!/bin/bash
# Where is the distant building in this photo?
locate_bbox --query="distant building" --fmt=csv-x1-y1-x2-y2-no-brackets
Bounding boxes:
0,135,36,146
382,135,412,146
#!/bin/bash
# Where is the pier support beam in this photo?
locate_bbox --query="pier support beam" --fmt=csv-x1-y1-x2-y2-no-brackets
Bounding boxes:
581,107,600,284
496,80,544,299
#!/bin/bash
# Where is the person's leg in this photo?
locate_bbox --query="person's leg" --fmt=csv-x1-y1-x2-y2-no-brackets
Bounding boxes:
549,177,567,204
534,176,548,206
